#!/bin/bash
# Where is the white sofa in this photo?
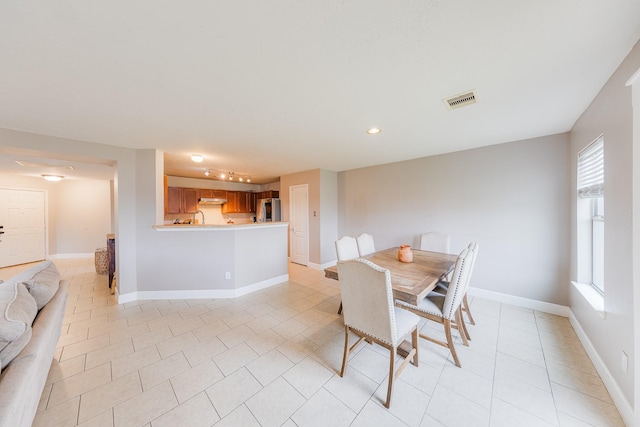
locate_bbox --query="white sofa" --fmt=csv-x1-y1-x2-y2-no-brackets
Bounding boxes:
0,261,68,427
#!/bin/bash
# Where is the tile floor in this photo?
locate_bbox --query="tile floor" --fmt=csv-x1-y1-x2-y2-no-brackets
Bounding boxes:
0,258,625,427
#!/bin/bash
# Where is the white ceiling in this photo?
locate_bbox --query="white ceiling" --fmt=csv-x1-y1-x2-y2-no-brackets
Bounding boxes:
1,1,639,183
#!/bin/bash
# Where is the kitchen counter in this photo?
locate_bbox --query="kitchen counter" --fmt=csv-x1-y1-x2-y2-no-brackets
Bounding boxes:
119,221,289,304
153,222,288,230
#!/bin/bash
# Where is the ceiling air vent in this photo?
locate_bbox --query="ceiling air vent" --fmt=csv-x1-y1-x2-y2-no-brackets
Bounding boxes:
444,90,477,110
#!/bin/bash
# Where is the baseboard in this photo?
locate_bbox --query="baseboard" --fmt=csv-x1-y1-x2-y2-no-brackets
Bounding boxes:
468,287,572,317
307,260,337,271
568,312,634,426
469,287,632,425
49,253,93,259
117,274,289,304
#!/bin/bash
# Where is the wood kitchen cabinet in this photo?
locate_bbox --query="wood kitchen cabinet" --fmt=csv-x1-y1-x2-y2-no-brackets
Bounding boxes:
222,191,254,213
167,187,199,214
167,187,183,214
198,189,226,199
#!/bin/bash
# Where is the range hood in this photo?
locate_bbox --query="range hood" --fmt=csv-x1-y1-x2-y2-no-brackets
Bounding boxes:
198,197,227,205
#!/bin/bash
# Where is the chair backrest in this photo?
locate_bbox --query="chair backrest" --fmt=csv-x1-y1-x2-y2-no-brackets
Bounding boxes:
442,248,472,319
335,236,359,261
356,233,376,257
419,232,451,253
466,242,479,279
337,259,399,346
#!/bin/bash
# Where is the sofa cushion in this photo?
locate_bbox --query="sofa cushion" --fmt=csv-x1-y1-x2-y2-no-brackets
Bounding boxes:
20,261,60,310
9,260,60,310
0,282,38,369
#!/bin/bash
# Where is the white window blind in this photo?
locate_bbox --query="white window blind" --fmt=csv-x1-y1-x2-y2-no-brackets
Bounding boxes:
578,136,604,199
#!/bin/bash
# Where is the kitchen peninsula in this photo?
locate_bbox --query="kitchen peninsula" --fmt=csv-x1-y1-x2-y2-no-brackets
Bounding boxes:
119,221,289,303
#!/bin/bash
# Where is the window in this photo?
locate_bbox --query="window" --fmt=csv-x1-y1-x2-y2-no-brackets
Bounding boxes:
577,136,604,293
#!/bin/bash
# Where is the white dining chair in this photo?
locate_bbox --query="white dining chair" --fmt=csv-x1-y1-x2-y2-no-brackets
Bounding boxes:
396,247,473,367
356,233,376,256
335,236,359,314
335,236,359,261
433,242,478,330
419,232,451,253
337,258,420,408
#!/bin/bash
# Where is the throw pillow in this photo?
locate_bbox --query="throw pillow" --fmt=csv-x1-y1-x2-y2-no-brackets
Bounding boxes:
0,282,38,369
21,262,60,310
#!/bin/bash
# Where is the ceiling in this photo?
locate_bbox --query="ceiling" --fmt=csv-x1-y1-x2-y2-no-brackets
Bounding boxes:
1,1,639,184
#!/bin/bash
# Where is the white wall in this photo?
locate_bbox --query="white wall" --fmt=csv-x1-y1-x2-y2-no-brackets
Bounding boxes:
0,173,111,256
54,179,111,255
569,40,640,413
338,134,571,305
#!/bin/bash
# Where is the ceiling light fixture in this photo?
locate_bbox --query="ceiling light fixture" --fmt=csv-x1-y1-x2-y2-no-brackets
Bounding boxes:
366,127,381,135
42,174,64,182
191,154,204,163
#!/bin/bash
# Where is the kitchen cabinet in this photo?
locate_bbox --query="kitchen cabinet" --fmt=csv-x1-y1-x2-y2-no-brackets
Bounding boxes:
183,188,199,213
222,191,254,213
198,189,226,199
167,187,199,214
256,190,279,200
167,187,183,214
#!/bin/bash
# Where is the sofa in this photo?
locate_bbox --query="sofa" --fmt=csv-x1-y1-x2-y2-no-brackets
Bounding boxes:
0,261,68,427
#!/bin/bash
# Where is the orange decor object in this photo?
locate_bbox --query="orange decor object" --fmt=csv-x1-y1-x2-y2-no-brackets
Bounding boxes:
398,245,413,263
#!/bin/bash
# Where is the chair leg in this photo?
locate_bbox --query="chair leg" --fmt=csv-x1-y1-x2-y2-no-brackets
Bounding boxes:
340,325,350,376
456,308,469,347
385,347,397,409
337,301,343,315
458,308,471,341
411,327,419,367
462,294,475,325
444,319,461,368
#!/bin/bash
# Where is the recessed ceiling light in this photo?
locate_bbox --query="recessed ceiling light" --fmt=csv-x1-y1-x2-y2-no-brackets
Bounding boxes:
191,154,204,163
366,128,381,135
42,174,64,182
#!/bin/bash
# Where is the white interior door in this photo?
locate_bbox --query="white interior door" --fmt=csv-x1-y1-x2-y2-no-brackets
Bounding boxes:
289,184,308,266
0,189,46,268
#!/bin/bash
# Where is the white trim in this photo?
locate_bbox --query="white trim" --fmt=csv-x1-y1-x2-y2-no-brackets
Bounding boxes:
468,287,571,317
570,281,605,318
153,222,289,231
117,274,289,304
307,260,337,271
49,253,94,259
568,311,634,426
625,66,640,86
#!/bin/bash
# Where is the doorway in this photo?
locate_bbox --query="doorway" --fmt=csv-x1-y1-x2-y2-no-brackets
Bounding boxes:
289,184,308,265
0,189,46,268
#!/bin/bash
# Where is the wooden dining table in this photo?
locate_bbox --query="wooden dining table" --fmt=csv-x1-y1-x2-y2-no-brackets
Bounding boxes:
324,246,458,306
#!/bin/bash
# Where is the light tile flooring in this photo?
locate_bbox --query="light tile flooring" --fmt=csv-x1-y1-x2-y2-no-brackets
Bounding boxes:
0,258,625,427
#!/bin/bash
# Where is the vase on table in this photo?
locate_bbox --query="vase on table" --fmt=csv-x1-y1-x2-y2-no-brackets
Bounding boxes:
398,245,413,263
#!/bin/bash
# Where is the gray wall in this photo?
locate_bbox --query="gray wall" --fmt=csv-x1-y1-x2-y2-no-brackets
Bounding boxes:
338,133,571,305
280,168,339,268
569,40,640,408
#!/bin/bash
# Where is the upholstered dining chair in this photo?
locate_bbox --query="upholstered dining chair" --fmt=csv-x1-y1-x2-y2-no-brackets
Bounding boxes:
337,258,420,408
335,236,359,261
396,247,473,368
419,232,451,253
335,236,359,314
356,233,376,257
433,242,478,330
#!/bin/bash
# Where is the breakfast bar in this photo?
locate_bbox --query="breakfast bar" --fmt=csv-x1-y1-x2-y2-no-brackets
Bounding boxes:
118,222,289,303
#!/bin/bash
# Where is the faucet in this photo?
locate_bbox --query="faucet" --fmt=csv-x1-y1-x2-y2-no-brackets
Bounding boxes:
193,210,205,224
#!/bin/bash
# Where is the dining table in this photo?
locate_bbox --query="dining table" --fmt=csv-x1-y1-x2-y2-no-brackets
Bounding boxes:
324,246,458,306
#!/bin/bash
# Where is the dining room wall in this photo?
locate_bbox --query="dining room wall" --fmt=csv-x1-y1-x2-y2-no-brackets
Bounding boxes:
337,132,571,306
567,40,640,417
